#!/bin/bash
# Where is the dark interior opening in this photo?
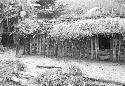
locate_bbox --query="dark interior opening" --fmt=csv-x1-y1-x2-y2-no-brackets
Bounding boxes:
99,35,110,50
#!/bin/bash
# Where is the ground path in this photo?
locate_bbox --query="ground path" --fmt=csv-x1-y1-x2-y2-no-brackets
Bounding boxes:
0,49,125,84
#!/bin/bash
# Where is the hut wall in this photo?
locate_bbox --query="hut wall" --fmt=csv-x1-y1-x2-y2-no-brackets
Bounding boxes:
25,34,125,62
25,34,91,58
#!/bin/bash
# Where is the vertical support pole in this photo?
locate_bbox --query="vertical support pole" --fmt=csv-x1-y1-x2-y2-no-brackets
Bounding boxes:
42,34,46,56
46,37,50,56
39,35,42,55
58,39,62,57
65,40,68,57
30,35,32,54
110,37,113,61
36,34,39,54
95,35,97,59
113,35,117,62
91,36,94,59
62,41,65,57
79,40,82,58
23,37,26,55
70,39,74,58
118,35,121,62
55,39,58,58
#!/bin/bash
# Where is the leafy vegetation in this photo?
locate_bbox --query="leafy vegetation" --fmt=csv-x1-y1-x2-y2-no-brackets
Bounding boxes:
29,65,122,86
0,59,26,86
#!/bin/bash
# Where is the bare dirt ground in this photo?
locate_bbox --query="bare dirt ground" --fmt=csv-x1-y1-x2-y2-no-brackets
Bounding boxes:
0,49,125,84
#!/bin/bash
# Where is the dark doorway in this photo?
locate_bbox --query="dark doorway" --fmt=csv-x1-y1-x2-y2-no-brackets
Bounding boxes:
99,35,110,50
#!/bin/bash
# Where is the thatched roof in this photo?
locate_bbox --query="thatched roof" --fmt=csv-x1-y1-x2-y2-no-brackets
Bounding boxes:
15,18,52,35
49,17,125,39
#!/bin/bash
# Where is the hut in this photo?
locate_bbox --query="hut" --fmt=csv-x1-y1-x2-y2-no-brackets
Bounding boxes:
16,17,125,62
16,6,125,62
49,17,125,62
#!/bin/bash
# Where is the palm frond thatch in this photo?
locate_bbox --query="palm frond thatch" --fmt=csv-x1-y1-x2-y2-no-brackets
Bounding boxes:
49,17,125,39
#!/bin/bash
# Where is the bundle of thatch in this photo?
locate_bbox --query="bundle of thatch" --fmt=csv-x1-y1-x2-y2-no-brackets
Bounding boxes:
49,17,125,39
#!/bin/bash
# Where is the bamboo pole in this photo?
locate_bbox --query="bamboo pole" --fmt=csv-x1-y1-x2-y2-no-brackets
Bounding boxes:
118,35,121,62
39,35,42,55
65,40,68,57
55,39,58,58
110,37,113,61
42,35,46,56
70,39,74,58
91,37,94,59
62,41,65,57
95,35,99,60
29,35,32,54
113,35,117,62
79,40,82,58
46,37,50,56
58,40,62,57
23,38,26,54
36,35,39,54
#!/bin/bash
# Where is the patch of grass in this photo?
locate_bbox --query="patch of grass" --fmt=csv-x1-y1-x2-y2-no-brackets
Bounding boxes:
0,59,27,86
30,65,122,86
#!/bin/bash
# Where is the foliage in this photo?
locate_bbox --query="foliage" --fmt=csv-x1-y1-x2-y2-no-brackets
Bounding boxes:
0,59,28,85
35,0,56,9
32,65,84,86
15,18,53,36
30,65,121,86
49,17,125,39
55,0,125,19
0,60,18,85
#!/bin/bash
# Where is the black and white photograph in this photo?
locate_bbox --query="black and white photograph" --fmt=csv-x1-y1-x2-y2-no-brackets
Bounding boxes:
0,0,125,86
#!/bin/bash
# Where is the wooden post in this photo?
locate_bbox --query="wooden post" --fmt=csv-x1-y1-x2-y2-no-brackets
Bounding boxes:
39,35,42,55
65,40,68,57
46,37,50,56
70,40,74,58
79,40,82,58
118,35,121,62
55,39,58,58
112,35,117,62
95,35,99,60
36,35,39,54
58,40,62,57
62,41,65,57
110,37,113,61
42,34,46,56
30,35,32,54
91,37,94,59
